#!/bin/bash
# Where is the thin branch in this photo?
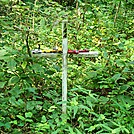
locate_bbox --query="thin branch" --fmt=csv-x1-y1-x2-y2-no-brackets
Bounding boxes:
114,1,121,27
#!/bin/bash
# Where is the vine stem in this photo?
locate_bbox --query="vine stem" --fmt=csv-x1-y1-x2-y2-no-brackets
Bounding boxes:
26,31,32,58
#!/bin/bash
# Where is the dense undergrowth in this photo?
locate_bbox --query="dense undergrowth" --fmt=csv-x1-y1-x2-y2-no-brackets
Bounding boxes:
0,0,134,133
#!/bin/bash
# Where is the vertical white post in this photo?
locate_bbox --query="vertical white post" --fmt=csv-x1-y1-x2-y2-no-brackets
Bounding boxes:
62,20,68,114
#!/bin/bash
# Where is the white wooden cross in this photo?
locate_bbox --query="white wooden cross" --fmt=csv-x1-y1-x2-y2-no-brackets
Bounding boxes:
62,20,68,114
31,20,99,114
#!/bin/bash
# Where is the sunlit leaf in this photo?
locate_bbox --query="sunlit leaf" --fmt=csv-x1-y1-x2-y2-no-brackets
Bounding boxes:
25,112,33,118
17,115,25,121
41,115,47,123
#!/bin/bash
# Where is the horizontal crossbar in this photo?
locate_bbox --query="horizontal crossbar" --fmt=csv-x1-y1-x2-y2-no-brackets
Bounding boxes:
31,51,99,58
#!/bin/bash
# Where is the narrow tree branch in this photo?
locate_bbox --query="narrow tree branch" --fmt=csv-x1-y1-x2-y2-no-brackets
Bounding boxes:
114,1,121,27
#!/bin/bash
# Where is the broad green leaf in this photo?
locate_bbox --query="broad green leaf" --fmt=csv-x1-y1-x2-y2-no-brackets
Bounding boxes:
112,98,126,112
21,61,27,69
9,96,16,105
0,72,4,77
0,122,4,127
103,50,109,60
86,97,93,109
36,122,50,130
1,0,9,4
87,71,97,78
128,81,134,86
112,128,120,134
129,61,134,65
25,112,33,118
96,129,104,134
70,98,78,106
10,120,17,125
41,115,47,123
25,119,33,122
48,105,57,112
17,115,25,121
0,81,6,88
16,99,25,107
123,128,130,133
71,86,89,95
111,73,121,82
0,49,7,57
26,87,37,93
8,76,19,86
123,67,130,72
99,124,112,131
46,69,56,75
132,127,134,134
73,106,78,118
75,128,82,134
79,104,90,111
4,122,11,129
32,63,44,73
68,126,75,134
9,85,22,97
40,17,45,29
99,96,109,104
116,59,126,67
100,84,109,89
110,120,119,126
89,91,98,101
97,114,105,121
87,125,97,131
120,85,130,93
18,122,25,127
7,59,17,71
26,101,35,110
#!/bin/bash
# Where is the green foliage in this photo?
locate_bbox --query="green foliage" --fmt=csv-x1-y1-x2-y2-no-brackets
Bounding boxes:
0,0,134,133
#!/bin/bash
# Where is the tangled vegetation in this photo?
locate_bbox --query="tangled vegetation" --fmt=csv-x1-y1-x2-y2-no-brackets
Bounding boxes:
0,0,134,133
